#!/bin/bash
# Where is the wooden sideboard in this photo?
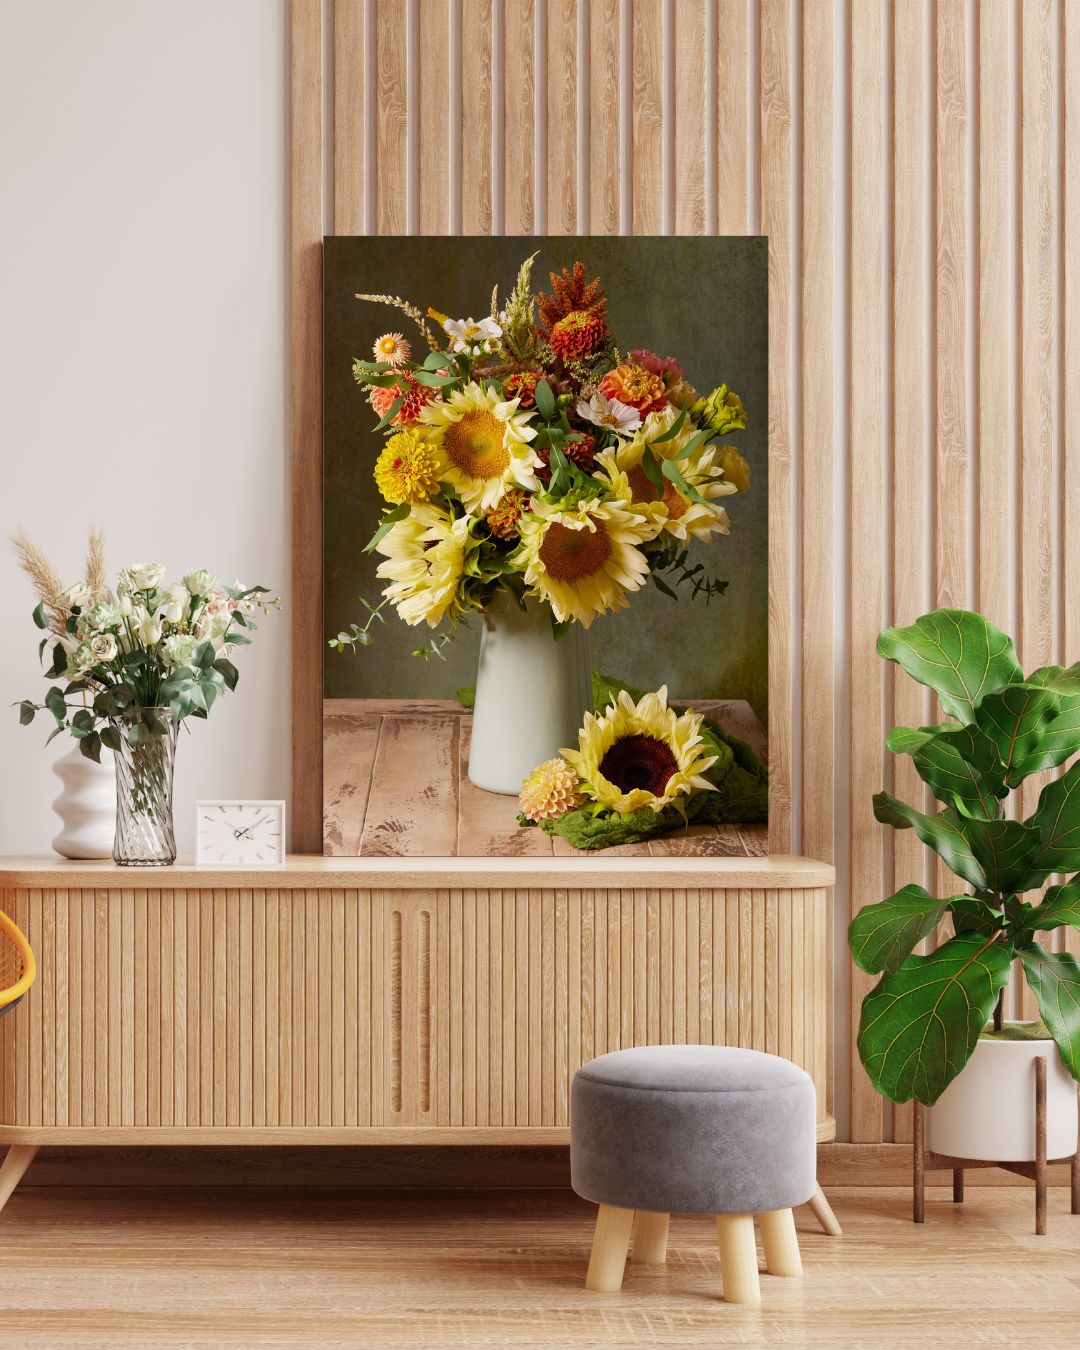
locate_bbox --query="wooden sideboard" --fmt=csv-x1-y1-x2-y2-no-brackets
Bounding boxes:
0,855,834,1205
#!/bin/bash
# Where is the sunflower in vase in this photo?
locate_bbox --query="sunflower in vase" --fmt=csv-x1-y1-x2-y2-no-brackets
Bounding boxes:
332,254,755,798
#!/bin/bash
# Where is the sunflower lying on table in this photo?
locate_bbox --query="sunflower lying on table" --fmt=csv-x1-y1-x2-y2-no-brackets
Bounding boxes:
517,675,767,850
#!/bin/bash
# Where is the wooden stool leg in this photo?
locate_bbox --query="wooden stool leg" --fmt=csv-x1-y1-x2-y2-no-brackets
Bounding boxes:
585,1204,635,1292
716,1213,761,1305
631,1210,669,1264
807,1182,843,1236
758,1208,802,1276
1073,1083,1080,1216
953,1168,964,1203
0,1145,39,1215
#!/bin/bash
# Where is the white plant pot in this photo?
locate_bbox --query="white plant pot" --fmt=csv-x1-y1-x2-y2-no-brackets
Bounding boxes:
927,1031,1079,1162
51,744,117,860
468,594,592,795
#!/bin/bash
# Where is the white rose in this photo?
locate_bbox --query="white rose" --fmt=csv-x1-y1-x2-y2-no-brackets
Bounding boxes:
88,633,118,664
183,568,217,598
57,581,92,611
126,562,166,592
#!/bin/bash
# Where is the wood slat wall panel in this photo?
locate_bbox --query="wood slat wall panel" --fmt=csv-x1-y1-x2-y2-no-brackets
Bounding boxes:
292,0,1077,1142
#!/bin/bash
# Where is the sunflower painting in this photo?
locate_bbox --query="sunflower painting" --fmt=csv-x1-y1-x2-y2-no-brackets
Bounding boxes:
322,236,768,857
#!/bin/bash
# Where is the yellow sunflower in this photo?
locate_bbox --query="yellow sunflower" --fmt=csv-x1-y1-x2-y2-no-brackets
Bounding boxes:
562,686,718,814
374,503,477,628
510,495,660,629
593,407,738,543
419,381,541,513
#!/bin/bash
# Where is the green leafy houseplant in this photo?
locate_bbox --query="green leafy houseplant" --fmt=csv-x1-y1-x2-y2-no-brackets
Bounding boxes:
850,608,1080,1107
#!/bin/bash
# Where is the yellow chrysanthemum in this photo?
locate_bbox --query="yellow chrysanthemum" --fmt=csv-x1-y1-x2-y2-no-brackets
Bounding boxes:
718,445,751,493
562,686,717,815
373,428,443,504
372,331,411,366
519,757,583,822
593,407,738,543
419,380,541,513
510,495,660,629
375,503,477,628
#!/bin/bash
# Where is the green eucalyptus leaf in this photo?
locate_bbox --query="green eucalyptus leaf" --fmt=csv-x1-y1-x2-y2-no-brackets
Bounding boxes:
872,791,987,890
45,644,68,679
194,640,216,671
99,724,122,753
848,884,950,976
79,732,102,764
213,658,239,691
534,379,555,420
32,601,47,630
857,934,1012,1105
44,686,67,723
876,609,1022,725
1018,946,1080,1080
18,701,37,726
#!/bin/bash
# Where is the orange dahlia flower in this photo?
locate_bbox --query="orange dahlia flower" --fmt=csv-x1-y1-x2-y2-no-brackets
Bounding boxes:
504,371,540,407
550,309,607,362
599,362,668,417
369,374,438,427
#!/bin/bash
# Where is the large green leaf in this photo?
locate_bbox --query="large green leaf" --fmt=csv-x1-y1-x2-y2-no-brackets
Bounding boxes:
849,885,950,976
877,609,1022,725
887,722,1005,819
873,791,986,889
1026,760,1080,881
975,682,1065,786
1019,945,1080,1080
962,817,1041,895
1022,876,1080,934
858,934,1012,1105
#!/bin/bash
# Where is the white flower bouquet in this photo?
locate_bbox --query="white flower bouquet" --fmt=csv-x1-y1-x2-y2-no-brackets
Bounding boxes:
16,538,277,759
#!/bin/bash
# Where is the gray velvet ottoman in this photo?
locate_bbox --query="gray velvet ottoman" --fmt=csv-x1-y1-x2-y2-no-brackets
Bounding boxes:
570,1045,839,1304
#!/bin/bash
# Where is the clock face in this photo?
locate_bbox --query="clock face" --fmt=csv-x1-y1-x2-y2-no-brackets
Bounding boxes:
196,801,285,865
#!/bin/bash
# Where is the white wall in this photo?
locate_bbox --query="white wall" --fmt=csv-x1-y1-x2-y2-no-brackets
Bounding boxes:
0,1,290,855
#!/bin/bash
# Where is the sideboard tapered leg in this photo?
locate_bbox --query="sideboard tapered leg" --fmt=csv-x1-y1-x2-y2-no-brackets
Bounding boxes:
0,1145,39,1215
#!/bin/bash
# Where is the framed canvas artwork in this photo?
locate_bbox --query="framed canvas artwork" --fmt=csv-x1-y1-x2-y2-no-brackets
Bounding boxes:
322,236,768,858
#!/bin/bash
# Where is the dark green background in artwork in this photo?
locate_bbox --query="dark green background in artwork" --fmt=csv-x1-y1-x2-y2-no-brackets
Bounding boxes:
323,235,769,722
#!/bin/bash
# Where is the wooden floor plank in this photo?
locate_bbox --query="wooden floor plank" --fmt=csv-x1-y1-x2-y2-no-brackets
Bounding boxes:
1,1186,1079,1347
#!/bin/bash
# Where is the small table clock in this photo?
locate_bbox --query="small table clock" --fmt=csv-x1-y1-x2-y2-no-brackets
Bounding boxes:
196,800,286,865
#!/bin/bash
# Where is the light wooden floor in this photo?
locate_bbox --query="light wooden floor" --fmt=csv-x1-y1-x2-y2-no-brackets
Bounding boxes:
2,1186,1079,1347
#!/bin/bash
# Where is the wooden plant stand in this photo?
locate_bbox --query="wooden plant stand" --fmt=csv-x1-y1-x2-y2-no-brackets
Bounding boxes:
912,1058,1080,1236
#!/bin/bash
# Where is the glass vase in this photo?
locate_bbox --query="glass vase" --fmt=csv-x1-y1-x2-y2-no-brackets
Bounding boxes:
111,709,179,866
468,593,592,795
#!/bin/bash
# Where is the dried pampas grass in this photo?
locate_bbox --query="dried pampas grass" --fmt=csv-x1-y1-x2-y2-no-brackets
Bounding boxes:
11,527,107,626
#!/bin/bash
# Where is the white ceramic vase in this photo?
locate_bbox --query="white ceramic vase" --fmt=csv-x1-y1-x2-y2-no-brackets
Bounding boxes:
927,1030,1078,1161
51,744,116,860
468,594,592,795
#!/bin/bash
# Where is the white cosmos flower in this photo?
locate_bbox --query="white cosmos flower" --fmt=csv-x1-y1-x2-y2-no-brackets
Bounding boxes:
442,316,503,354
576,392,642,436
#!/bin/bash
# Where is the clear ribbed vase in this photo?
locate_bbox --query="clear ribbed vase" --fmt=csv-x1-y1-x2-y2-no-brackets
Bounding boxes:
111,709,178,866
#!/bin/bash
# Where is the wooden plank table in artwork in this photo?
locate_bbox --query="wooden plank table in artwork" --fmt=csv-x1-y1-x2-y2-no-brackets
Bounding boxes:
323,698,769,858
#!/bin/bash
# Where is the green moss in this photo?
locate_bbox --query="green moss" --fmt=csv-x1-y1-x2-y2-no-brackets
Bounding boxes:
979,1019,1051,1042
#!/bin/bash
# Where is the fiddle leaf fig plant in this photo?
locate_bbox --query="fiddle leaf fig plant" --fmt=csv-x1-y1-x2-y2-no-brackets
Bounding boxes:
851,608,1080,1106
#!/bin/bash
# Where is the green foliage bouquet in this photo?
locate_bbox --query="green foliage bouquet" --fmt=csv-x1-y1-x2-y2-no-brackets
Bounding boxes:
850,609,1080,1107
18,559,277,759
